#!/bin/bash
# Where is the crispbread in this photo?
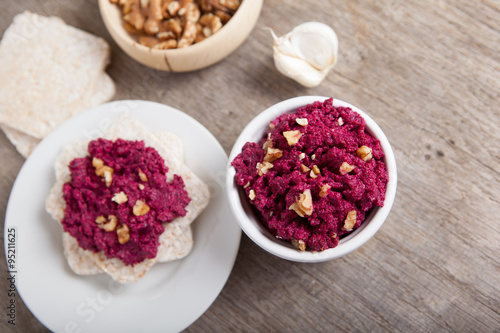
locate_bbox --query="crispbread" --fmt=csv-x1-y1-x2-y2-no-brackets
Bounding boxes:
46,116,209,283
0,11,115,157
0,124,40,158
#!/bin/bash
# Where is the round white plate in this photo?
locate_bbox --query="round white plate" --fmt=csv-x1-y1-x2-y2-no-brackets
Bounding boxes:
4,100,241,332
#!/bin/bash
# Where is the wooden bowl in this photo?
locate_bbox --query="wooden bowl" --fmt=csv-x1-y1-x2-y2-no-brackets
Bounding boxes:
98,0,263,72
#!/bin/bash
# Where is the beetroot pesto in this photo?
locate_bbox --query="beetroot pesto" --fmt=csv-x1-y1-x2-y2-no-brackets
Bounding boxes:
231,98,388,252
62,138,191,265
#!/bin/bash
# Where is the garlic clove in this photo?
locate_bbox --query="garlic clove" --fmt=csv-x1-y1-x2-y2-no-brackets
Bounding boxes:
271,22,339,88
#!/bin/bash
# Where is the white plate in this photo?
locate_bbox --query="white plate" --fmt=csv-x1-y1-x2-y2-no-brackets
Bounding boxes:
4,100,241,332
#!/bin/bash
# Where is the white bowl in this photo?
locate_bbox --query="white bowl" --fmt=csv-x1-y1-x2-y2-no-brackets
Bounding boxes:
226,96,397,262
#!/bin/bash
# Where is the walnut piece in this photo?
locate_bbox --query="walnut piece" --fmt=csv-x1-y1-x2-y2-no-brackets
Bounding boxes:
95,215,118,232
339,162,355,175
177,3,201,48
357,146,373,162
249,189,256,200
138,169,148,182
199,13,222,38
289,189,313,217
262,133,274,151
117,224,130,244
112,191,128,204
92,157,105,175
299,153,305,160
138,184,145,190
291,239,306,251
95,215,107,225
256,161,273,176
295,118,308,126
342,210,357,232
309,170,318,179
263,148,283,163
312,165,320,175
133,200,151,216
103,167,114,187
283,130,303,146
337,117,344,126
319,184,331,198
103,215,119,232
301,164,310,173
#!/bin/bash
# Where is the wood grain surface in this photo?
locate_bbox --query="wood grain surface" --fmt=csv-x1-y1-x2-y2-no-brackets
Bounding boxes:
1,0,499,332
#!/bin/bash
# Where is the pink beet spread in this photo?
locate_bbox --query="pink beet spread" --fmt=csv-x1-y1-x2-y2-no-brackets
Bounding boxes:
231,98,388,251
62,138,190,265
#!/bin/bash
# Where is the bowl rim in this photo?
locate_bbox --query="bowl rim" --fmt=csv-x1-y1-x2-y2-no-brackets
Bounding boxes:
226,96,398,262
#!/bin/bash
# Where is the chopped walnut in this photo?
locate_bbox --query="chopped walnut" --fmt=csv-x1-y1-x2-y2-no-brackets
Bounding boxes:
117,224,131,244
219,0,240,11
138,184,145,190
162,18,182,39
93,157,114,186
178,3,201,48
166,0,180,16
337,117,344,126
262,133,273,150
103,167,114,187
309,170,318,179
249,189,256,200
357,146,373,162
92,157,105,175
123,0,145,31
263,148,283,163
291,239,306,251
283,130,303,146
299,153,306,160
243,182,250,189
139,36,160,47
95,215,118,232
289,189,313,217
256,161,273,176
143,0,163,35
103,215,119,232
133,200,151,216
138,169,148,182
295,118,308,126
319,184,331,198
214,9,231,24
312,165,320,175
95,215,107,225
153,39,178,49
301,164,310,173
342,210,357,232
311,154,316,160
112,191,128,204
199,13,222,37
339,162,355,175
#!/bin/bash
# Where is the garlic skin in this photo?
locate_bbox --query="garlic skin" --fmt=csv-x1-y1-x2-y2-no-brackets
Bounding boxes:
271,22,339,88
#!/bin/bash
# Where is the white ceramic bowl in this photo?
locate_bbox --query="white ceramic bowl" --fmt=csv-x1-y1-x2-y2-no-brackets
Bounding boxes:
99,0,263,72
226,96,397,262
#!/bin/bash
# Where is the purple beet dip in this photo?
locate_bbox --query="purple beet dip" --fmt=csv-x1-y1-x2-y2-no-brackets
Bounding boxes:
231,98,388,251
62,138,191,265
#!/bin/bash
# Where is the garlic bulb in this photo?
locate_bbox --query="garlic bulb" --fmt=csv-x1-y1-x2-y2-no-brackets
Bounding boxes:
271,22,339,88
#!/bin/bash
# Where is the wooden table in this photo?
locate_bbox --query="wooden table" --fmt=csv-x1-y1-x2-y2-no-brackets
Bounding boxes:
1,0,499,331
